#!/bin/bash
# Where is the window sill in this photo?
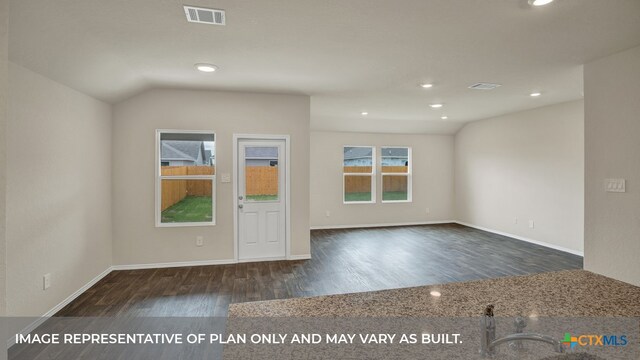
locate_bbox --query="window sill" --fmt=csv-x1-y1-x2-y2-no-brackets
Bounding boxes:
156,222,216,228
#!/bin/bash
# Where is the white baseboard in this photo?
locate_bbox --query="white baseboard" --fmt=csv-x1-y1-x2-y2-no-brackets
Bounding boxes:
112,255,311,269
310,220,454,230
237,256,285,263
112,258,237,270
455,221,584,257
8,266,114,348
44,266,114,317
287,254,311,261
237,254,311,263
8,221,579,347
8,254,310,347
310,220,583,257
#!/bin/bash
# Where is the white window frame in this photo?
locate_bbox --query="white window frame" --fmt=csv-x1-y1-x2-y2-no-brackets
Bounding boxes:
155,129,216,227
343,145,376,204
380,146,412,204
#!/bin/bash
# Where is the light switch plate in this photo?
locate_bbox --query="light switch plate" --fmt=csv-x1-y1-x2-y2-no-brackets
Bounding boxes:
221,173,231,183
605,178,625,193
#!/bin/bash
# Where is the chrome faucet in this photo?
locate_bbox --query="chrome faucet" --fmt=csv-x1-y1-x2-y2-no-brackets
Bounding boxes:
480,304,564,357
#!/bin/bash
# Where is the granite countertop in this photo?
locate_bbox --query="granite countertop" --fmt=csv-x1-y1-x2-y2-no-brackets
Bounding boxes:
228,270,640,318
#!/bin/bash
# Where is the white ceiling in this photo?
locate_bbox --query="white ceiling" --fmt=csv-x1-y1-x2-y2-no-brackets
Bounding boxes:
8,0,640,134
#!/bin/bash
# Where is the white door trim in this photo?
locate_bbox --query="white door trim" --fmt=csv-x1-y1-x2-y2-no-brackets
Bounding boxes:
233,134,291,262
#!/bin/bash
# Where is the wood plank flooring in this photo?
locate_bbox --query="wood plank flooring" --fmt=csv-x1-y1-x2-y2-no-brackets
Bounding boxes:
55,224,582,317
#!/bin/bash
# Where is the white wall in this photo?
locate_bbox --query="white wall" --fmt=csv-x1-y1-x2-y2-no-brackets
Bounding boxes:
112,89,310,266
584,45,640,286
0,0,8,316
310,131,454,228
6,63,113,316
455,100,584,254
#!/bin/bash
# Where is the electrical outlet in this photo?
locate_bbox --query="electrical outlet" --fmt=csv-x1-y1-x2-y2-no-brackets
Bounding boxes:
604,178,625,193
43,273,51,290
514,218,519,224
325,211,331,217
426,207,430,215
528,220,535,229
196,236,204,247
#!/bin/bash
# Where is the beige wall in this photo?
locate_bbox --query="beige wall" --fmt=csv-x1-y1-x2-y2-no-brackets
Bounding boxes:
112,89,310,265
455,100,584,254
0,0,8,316
6,63,113,316
310,131,454,227
584,45,640,286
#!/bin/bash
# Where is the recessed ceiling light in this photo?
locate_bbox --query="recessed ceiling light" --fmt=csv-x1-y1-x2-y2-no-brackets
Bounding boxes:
195,63,218,73
429,104,443,108
528,0,554,6
430,291,441,297
420,83,433,89
361,111,369,116
530,92,542,97
441,116,448,120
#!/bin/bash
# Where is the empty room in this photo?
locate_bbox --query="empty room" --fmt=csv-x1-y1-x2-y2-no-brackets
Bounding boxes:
1,0,640,359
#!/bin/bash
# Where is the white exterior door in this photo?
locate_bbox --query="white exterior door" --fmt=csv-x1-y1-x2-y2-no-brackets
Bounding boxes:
237,139,286,261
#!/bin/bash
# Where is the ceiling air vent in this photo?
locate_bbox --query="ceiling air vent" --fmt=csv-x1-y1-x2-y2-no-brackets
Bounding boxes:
184,6,225,25
468,82,502,90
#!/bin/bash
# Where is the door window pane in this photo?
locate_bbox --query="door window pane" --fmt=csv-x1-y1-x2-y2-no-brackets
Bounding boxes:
161,179,213,223
245,146,279,201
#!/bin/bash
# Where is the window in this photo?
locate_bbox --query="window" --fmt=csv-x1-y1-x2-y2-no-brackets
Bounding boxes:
343,146,376,203
156,130,216,227
381,147,411,202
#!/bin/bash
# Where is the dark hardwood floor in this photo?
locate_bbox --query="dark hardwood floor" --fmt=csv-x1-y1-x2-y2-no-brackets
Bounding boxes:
56,223,582,317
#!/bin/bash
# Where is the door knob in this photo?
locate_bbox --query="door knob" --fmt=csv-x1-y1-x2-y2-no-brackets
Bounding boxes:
238,195,244,200
238,204,243,209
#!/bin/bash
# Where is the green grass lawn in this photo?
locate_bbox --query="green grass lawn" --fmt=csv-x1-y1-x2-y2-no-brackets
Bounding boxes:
382,191,409,201
246,194,278,201
344,192,372,202
344,191,408,202
162,196,212,223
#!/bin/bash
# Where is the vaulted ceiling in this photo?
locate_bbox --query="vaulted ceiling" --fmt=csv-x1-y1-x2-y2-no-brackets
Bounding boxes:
9,0,640,133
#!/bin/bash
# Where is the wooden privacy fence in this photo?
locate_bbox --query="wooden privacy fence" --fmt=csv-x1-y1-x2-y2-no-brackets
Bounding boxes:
160,165,280,211
381,175,409,192
161,166,215,211
344,166,408,193
245,166,278,196
161,166,215,176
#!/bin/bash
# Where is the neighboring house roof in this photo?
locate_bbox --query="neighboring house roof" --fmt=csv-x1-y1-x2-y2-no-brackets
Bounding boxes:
344,147,372,160
381,147,408,158
245,147,278,159
161,141,205,162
